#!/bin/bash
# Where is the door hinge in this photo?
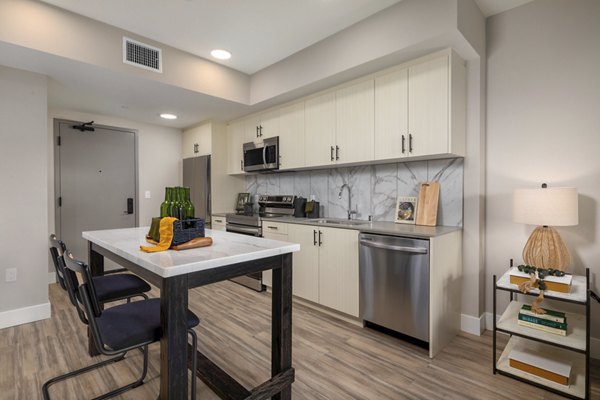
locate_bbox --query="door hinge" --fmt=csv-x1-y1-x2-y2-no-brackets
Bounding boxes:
58,197,62,207
57,136,61,146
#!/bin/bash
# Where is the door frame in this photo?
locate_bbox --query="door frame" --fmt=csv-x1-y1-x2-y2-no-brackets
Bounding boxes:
53,118,140,240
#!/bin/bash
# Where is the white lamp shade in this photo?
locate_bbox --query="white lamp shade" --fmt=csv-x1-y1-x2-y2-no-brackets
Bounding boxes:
513,187,578,226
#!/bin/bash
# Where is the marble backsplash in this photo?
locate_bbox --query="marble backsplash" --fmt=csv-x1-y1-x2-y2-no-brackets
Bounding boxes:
245,158,463,226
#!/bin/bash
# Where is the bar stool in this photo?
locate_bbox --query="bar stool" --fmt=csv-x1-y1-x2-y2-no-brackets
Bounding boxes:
42,250,199,400
49,234,151,304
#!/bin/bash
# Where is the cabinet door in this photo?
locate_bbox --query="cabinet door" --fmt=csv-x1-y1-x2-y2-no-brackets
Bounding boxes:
227,121,245,174
278,102,305,170
408,55,449,157
262,225,288,287
318,227,359,317
259,108,280,139
305,92,336,167
244,115,262,142
211,215,227,232
375,68,408,160
288,224,319,303
336,80,375,164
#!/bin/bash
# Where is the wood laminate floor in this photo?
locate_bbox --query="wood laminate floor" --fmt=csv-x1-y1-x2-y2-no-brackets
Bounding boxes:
1,281,598,399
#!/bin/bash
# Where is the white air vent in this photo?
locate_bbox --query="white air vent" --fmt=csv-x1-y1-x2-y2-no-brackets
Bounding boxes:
123,37,162,73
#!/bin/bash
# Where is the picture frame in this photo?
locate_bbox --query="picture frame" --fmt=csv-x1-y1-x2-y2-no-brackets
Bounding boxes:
235,192,251,211
395,196,418,224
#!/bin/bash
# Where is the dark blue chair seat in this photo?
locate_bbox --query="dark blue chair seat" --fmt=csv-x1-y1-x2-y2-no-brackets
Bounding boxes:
93,274,151,303
97,298,200,350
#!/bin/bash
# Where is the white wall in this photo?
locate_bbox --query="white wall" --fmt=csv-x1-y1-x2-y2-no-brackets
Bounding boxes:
486,0,600,342
47,109,183,261
0,66,49,326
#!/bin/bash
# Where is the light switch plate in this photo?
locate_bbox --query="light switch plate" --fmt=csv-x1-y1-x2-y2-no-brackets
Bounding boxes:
144,190,151,199
5,268,17,282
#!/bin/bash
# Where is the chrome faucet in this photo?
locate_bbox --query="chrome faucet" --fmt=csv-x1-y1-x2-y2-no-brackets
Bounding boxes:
338,184,357,220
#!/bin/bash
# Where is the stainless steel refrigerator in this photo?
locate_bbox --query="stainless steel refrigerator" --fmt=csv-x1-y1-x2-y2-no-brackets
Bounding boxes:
183,155,211,224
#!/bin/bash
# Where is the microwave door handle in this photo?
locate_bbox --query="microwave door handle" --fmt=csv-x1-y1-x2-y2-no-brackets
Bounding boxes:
263,145,267,168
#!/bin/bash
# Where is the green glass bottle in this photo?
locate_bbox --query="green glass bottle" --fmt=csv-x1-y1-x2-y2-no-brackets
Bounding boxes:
168,187,179,218
183,187,195,219
160,187,171,218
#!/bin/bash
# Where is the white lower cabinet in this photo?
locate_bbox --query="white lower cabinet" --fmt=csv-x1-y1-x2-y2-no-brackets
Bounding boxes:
261,221,289,287
211,215,226,231
317,227,359,317
272,223,359,317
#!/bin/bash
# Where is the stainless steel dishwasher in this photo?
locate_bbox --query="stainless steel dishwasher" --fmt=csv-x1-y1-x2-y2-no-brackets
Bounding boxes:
359,233,430,343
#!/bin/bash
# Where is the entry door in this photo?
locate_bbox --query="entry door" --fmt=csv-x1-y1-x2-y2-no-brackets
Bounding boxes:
56,120,137,266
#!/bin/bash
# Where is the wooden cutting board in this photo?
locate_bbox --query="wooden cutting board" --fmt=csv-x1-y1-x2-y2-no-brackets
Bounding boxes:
415,182,440,226
171,236,213,250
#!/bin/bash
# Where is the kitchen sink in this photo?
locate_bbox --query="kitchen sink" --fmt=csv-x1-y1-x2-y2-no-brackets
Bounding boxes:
309,218,370,226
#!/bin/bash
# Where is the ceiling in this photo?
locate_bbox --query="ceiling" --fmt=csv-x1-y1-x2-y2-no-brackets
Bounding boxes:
9,0,535,129
39,0,402,75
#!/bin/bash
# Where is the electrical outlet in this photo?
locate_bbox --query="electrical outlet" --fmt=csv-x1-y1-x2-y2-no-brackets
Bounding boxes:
145,190,151,199
5,268,17,282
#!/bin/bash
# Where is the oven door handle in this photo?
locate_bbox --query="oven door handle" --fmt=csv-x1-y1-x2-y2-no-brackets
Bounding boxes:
227,225,261,236
359,240,428,254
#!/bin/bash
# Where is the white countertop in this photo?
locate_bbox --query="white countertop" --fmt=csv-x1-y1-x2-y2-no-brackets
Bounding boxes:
83,227,300,278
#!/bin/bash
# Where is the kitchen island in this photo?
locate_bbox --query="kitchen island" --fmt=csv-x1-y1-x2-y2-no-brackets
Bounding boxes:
83,227,300,400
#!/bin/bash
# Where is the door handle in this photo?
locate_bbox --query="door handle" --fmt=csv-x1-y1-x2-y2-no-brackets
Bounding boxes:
240,160,244,171
402,135,406,154
126,198,134,214
313,230,317,246
259,125,263,137
256,126,259,138
262,145,267,168
318,230,322,246
359,239,428,254
335,145,339,160
409,134,413,153
330,146,334,161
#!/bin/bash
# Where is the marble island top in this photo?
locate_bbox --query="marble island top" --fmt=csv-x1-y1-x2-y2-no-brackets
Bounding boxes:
83,227,300,278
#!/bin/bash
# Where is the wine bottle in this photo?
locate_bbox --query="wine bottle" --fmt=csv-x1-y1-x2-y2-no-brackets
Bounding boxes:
184,187,195,219
160,187,171,218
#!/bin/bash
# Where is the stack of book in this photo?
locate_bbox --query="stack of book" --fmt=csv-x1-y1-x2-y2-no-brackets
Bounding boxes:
517,304,568,336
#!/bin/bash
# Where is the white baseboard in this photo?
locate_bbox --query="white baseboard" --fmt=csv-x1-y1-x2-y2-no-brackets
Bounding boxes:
48,271,56,284
461,313,485,336
0,302,51,330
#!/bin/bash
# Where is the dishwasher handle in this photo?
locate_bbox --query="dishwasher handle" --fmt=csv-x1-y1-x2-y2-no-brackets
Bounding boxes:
359,239,428,254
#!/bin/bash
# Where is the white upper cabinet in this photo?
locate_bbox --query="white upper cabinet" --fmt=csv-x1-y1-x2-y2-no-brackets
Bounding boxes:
244,109,280,142
227,120,245,174
305,92,336,167
375,52,465,161
278,102,305,170
335,80,375,164
408,55,450,157
375,68,409,160
226,49,465,175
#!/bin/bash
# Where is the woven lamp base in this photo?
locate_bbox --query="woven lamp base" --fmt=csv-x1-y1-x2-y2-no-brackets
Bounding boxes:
522,226,571,271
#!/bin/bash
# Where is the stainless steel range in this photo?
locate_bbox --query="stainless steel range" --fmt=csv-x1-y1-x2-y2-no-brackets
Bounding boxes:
226,195,296,291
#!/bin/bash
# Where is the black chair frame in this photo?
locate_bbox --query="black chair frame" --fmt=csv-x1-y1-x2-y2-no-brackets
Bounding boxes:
42,250,198,400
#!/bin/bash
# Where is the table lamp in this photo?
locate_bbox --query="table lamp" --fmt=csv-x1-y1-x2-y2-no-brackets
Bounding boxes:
513,184,578,271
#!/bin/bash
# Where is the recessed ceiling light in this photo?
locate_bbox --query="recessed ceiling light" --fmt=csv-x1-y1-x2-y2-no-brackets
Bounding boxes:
211,49,232,60
160,113,177,120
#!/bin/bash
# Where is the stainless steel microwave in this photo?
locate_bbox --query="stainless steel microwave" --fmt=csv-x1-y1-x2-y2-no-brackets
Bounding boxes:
243,136,279,172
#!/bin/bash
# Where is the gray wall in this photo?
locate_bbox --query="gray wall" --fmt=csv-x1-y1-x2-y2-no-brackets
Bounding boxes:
246,158,463,226
486,0,600,344
0,66,49,319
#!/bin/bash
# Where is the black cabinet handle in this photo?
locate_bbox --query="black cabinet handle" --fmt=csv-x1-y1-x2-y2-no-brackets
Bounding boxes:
259,125,263,137
330,146,334,161
318,230,322,246
256,126,259,137
409,134,413,153
401,135,406,154
313,230,317,246
126,198,134,214
335,146,339,160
